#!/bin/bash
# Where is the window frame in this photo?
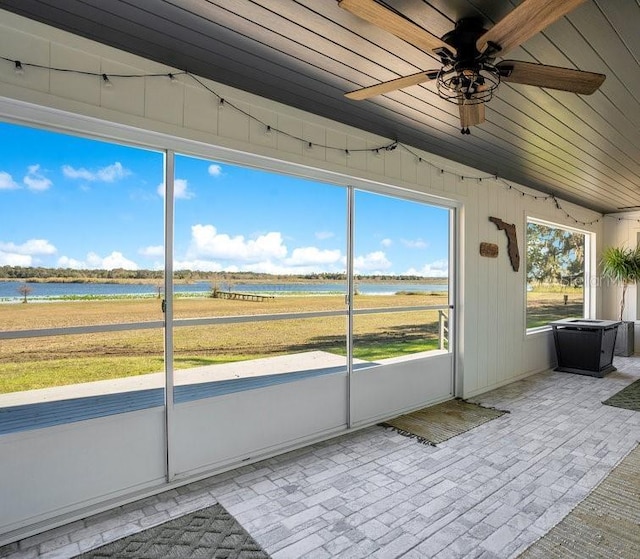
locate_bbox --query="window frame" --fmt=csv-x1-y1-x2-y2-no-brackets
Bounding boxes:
0,102,460,433
525,216,593,334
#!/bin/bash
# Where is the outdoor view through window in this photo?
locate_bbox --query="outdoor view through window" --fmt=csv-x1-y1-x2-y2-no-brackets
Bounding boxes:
0,121,450,430
526,219,586,329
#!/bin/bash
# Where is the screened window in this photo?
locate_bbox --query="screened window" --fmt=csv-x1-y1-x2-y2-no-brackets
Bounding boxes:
526,219,588,329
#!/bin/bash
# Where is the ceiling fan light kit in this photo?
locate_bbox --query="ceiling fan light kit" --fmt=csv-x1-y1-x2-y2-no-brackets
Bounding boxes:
339,0,605,134
436,65,500,106
434,18,501,107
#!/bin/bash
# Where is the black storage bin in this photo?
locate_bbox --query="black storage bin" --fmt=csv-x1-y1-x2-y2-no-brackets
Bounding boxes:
550,319,620,377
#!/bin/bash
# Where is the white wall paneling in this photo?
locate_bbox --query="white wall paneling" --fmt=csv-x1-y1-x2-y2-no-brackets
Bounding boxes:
0,409,166,538
351,353,453,428
172,374,348,479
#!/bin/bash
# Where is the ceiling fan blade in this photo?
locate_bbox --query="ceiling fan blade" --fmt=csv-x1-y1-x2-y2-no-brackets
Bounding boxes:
345,70,439,100
497,60,605,94
477,0,586,56
458,98,485,129
339,0,456,56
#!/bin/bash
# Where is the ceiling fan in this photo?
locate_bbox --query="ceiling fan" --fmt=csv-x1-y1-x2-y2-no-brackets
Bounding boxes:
339,0,606,134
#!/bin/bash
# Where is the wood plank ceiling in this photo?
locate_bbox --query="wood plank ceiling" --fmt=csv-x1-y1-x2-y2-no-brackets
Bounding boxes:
0,0,638,214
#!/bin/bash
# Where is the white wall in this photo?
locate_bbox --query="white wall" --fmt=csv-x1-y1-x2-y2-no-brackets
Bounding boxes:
463,184,603,395
602,212,640,348
0,8,606,542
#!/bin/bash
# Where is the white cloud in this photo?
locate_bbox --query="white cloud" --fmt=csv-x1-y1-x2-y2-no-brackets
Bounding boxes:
0,238,56,267
102,251,138,269
401,238,428,249
97,162,129,182
23,164,52,192
175,256,344,276
189,224,287,262
62,161,130,182
315,231,335,240
139,245,164,257
354,251,392,273
176,224,349,274
404,259,449,277
0,239,57,255
57,255,85,268
380,238,393,247
285,247,342,266
62,166,93,181
157,178,193,199
208,164,223,177
174,179,193,199
0,171,19,190
0,252,32,266
58,251,138,270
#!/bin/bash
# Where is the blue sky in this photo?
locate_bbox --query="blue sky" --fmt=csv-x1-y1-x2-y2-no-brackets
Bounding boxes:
0,121,449,276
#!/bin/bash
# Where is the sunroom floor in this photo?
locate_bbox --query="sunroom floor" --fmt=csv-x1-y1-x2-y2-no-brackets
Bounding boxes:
3,357,639,559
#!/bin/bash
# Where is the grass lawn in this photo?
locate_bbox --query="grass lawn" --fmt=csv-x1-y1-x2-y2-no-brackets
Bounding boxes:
0,293,447,393
0,288,580,393
526,288,583,329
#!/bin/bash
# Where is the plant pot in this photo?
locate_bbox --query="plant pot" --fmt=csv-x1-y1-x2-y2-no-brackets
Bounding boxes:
614,321,635,357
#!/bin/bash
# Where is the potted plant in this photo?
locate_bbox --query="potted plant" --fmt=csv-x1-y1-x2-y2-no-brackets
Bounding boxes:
600,245,640,356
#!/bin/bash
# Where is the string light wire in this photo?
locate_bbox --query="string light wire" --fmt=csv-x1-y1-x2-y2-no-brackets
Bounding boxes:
1,55,617,227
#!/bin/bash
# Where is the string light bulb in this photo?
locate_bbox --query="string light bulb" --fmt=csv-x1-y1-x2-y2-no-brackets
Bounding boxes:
14,60,24,75
101,73,113,88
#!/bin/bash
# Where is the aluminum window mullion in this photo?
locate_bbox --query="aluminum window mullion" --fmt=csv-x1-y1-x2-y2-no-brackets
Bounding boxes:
164,150,176,482
450,206,459,396
346,186,355,429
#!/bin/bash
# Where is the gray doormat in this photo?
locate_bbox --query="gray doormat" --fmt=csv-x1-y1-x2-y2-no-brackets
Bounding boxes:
603,378,640,411
380,398,508,446
519,444,640,558
76,503,270,558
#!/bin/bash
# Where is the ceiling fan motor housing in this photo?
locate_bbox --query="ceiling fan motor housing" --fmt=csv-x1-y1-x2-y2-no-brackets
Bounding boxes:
437,18,501,104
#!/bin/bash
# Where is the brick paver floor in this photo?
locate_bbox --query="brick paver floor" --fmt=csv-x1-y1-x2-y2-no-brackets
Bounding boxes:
2,358,639,558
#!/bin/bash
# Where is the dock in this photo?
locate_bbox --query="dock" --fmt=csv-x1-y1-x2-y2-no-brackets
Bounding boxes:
212,290,274,302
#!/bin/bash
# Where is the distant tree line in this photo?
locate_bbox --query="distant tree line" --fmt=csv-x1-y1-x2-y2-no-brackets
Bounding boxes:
0,266,165,280
303,272,446,282
0,266,446,282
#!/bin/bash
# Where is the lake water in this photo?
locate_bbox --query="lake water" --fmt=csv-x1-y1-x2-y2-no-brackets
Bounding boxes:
0,280,447,302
